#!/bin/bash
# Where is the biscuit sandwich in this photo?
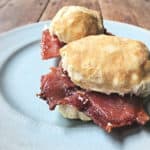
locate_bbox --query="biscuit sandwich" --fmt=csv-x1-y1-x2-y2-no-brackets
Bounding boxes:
39,35,150,132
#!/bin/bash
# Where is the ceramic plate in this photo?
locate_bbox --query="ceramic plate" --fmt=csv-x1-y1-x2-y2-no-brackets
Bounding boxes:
0,20,150,150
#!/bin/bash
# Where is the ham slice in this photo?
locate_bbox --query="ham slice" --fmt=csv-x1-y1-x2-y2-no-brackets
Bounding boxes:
39,67,149,132
41,30,64,59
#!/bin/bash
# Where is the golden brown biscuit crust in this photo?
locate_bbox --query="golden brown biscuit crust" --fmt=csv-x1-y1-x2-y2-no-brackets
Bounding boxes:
60,35,150,96
50,6,104,43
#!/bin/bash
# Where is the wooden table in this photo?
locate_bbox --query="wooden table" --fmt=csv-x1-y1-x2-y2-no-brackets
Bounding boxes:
0,0,150,33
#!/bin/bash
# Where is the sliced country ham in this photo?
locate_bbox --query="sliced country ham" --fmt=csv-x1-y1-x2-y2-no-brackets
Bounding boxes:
39,67,149,132
41,30,64,59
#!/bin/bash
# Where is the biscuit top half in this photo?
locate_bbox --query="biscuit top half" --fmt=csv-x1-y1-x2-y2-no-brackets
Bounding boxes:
60,35,150,96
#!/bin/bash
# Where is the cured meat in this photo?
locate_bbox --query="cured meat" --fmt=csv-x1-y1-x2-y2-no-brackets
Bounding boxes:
39,67,149,132
41,30,64,59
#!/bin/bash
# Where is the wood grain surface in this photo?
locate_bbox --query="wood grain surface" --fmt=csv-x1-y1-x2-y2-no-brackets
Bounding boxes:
0,0,49,33
98,0,150,29
0,0,150,33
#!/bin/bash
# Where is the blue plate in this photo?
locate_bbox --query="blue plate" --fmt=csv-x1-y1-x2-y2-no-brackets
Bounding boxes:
0,20,150,150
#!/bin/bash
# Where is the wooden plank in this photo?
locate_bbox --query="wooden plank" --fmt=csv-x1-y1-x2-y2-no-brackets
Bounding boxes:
98,0,150,29
127,0,150,29
0,0,49,33
40,0,101,21
98,0,138,26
